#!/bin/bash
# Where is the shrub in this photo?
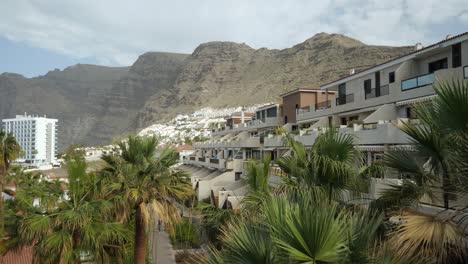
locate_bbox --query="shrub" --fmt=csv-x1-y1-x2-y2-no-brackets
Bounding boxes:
170,219,201,249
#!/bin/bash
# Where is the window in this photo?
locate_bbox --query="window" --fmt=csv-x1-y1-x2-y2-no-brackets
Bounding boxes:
340,117,347,126
364,79,372,94
338,83,346,105
266,107,277,117
452,43,462,68
389,72,395,83
428,58,448,73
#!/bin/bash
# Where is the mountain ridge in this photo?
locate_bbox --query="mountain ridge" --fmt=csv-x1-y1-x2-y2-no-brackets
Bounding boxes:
0,33,413,150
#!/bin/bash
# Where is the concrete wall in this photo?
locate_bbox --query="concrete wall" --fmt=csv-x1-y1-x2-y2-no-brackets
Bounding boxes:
197,171,235,200
297,39,468,124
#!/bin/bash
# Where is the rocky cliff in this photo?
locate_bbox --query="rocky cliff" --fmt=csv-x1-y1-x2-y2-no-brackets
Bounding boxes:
0,33,413,149
136,33,413,128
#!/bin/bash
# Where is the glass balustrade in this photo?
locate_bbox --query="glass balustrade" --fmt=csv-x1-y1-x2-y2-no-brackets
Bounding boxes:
401,73,434,91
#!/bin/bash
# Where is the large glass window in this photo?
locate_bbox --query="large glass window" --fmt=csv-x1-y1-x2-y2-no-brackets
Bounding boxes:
266,107,277,117
428,58,448,73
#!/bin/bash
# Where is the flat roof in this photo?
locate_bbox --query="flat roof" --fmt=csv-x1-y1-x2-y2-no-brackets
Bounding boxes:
256,103,279,111
320,31,468,90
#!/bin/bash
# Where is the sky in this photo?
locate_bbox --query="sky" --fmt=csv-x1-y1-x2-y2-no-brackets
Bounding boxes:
0,0,467,77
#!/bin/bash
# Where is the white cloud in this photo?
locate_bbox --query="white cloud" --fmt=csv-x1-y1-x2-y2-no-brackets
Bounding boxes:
0,0,466,66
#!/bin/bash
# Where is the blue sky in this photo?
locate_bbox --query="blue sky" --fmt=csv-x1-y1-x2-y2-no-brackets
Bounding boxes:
0,36,98,77
1,0,467,78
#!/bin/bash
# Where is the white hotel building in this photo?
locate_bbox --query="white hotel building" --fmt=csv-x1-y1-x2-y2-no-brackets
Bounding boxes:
2,114,58,166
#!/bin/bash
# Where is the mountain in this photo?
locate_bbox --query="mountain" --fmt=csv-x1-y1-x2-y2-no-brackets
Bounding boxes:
135,33,413,128
0,33,413,150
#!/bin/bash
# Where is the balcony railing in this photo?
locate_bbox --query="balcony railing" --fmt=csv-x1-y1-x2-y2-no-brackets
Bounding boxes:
198,157,205,162
336,93,354,106
189,156,195,161
401,73,434,91
316,100,332,110
364,85,389,99
298,100,333,115
210,158,219,164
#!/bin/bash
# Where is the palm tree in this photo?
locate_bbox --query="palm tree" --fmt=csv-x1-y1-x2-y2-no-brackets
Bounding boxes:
200,190,383,264
378,80,468,210
0,129,21,235
387,209,467,263
198,202,237,247
13,158,129,263
276,128,364,203
240,155,272,215
102,136,193,264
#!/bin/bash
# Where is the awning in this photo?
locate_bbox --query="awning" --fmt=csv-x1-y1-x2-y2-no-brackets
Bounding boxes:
281,149,292,157
310,116,329,129
337,106,379,117
356,145,386,152
363,104,398,123
297,117,321,124
263,147,276,151
396,95,437,106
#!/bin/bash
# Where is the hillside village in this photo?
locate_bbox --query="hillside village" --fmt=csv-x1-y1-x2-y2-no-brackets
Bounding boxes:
137,105,268,146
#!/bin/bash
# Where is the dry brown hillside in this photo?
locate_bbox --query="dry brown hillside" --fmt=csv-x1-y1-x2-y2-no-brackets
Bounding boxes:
0,33,413,149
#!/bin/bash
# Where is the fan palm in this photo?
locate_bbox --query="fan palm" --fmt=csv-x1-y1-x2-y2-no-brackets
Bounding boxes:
387,210,467,263
14,158,129,263
201,190,383,264
101,135,193,264
276,128,363,203
240,155,272,215
0,129,21,235
203,220,277,264
198,202,237,247
379,80,468,209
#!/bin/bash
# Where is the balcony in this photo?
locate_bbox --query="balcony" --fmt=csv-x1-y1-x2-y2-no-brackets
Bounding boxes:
339,122,410,145
315,100,332,110
297,100,332,115
401,73,434,91
194,136,261,149
335,93,354,106
365,85,389,99
264,135,285,148
184,156,230,170
213,117,279,135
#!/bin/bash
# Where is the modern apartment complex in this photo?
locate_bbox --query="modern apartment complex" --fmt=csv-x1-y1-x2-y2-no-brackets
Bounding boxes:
181,32,468,210
2,114,58,166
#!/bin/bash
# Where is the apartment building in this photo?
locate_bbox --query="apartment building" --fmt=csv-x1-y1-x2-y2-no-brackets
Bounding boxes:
267,32,468,207
182,32,468,210
181,104,280,209
279,87,336,125
2,114,58,166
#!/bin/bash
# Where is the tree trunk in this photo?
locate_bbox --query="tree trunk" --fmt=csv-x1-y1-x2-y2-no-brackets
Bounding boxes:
0,163,5,236
134,204,147,264
441,163,450,210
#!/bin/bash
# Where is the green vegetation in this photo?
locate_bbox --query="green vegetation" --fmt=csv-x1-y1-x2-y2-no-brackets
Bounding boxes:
0,81,466,263
197,81,468,264
169,218,200,249
0,135,193,263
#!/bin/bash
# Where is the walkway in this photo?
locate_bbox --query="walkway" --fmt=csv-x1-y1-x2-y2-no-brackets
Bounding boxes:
148,221,176,264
